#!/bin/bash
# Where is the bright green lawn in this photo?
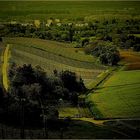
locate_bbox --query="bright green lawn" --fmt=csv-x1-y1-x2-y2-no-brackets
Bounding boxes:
87,70,140,119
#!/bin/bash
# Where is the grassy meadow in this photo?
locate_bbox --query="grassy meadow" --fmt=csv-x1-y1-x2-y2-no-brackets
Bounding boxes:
87,70,140,119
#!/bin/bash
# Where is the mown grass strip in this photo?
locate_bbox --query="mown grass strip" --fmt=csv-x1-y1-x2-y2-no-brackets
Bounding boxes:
2,44,10,91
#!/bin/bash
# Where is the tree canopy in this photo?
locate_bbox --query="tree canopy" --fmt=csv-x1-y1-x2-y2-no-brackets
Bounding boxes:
85,41,120,65
9,64,86,106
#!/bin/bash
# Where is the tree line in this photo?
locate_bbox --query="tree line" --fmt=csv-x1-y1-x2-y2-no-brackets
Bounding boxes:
0,64,86,126
0,18,139,47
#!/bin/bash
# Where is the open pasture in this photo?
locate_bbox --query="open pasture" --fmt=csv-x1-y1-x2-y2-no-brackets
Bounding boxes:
87,70,140,119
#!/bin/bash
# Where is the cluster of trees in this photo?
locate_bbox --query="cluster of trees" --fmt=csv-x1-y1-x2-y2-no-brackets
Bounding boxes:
4,64,85,123
119,34,140,51
9,64,85,104
0,18,139,45
85,41,120,65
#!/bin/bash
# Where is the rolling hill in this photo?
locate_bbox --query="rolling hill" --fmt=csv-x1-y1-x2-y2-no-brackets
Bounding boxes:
3,37,106,85
87,70,140,119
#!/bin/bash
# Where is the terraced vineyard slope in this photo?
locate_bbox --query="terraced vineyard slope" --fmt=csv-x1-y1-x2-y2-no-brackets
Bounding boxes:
3,37,106,85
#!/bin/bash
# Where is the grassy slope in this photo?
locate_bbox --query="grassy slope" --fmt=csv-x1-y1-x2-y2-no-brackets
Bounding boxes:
4,37,105,85
87,70,140,119
4,37,95,62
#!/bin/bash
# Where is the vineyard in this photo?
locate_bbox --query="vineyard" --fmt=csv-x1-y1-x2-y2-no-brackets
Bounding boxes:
4,37,106,85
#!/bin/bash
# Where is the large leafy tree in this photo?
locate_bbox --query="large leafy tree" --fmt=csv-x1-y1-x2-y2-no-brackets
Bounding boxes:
9,64,86,106
92,41,120,65
7,64,86,125
8,64,60,123
59,70,86,92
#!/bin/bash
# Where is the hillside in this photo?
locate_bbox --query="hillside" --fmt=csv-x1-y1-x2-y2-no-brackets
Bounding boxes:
3,37,106,85
87,70,140,119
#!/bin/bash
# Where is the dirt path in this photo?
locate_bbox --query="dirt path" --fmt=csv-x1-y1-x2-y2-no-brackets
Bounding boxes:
2,44,10,91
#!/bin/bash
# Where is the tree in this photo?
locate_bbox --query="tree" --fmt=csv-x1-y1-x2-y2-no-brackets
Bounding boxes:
133,44,140,51
81,38,89,47
68,24,74,42
59,70,85,92
92,42,120,65
8,64,59,124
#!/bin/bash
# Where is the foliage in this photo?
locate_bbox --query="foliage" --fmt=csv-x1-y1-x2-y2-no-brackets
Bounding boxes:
133,43,140,52
3,64,84,123
60,70,86,92
81,38,89,47
9,64,86,106
119,34,140,51
89,41,120,65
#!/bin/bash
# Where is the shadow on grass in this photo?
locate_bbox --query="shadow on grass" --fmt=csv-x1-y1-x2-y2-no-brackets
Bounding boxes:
86,100,104,119
0,117,128,139
103,120,140,139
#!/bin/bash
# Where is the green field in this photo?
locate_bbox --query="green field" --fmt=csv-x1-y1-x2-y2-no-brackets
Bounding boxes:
87,70,140,119
0,1,140,22
0,1,140,139
3,37,106,85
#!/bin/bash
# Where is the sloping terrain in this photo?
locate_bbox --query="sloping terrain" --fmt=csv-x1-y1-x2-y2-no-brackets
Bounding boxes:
87,70,140,119
120,50,140,70
4,37,106,84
